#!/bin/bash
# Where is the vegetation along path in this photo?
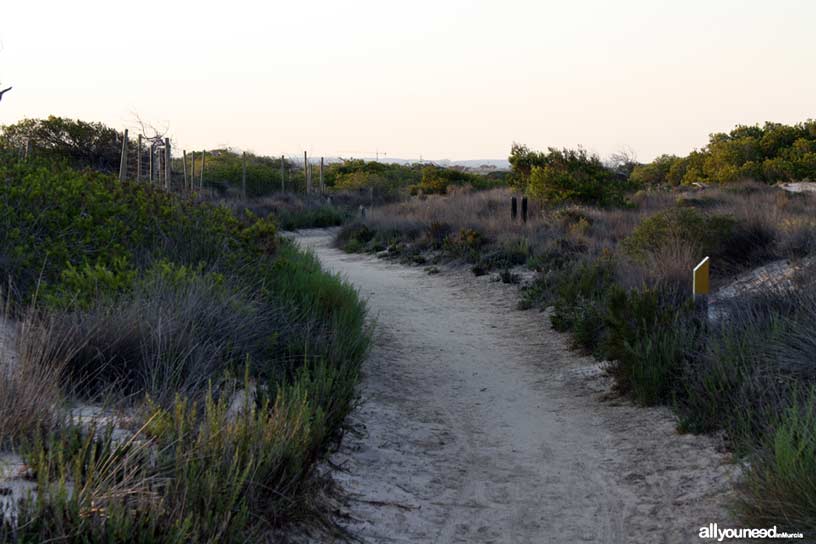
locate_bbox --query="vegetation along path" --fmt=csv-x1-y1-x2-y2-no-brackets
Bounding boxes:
294,229,738,544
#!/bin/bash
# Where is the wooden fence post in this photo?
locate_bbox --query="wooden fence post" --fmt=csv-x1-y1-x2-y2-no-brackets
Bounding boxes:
164,138,171,190
511,196,517,220
304,151,310,193
137,135,143,181
182,150,188,190
118,129,129,182
200,151,205,189
521,197,528,223
148,143,154,183
280,155,285,192
242,152,247,199
190,151,195,192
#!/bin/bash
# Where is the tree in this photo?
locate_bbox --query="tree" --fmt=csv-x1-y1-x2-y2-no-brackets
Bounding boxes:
508,142,550,190
608,146,639,179
629,154,679,185
629,119,816,186
0,116,122,171
526,147,627,206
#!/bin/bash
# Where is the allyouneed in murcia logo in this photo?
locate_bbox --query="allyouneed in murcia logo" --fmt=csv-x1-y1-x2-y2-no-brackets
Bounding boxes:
699,523,804,541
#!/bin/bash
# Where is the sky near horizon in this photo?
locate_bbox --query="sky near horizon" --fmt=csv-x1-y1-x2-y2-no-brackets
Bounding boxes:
1,0,814,162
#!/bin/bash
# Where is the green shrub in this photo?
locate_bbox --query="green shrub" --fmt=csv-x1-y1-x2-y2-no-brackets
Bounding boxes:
623,207,736,260
550,261,615,353
0,116,122,172
336,223,375,252
6,361,359,543
520,147,628,206
41,257,137,309
0,158,278,303
619,315,698,406
275,205,345,230
425,221,452,249
678,314,780,435
738,387,816,534
409,165,501,195
629,120,816,186
443,228,485,259
630,154,682,186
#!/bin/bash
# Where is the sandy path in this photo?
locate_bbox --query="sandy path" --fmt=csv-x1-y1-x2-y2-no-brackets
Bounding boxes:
294,230,739,544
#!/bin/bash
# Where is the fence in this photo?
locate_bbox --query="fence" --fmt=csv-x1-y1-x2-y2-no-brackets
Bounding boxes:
115,131,329,198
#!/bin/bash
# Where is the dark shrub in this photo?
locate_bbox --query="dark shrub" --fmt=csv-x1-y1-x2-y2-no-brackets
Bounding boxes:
623,207,736,261
336,222,375,250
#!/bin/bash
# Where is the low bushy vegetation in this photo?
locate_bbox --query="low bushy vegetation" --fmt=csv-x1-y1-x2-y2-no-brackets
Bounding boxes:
215,191,389,231
0,152,368,541
409,164,503,195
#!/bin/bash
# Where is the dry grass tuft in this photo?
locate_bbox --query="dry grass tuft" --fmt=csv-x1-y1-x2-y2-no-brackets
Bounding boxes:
0,308,84,447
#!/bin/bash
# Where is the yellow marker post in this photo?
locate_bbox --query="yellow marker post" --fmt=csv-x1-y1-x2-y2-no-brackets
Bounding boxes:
693,256,710,298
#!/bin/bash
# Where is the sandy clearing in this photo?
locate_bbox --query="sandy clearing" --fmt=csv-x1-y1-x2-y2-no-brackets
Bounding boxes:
293,229,740,543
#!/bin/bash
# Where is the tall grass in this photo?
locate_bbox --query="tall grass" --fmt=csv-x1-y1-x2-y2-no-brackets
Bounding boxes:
0,309,85,448
58,268,289,405
738,387,816,533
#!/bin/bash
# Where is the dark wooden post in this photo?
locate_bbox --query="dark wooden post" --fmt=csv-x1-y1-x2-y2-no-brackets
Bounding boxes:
511,196,517,220
164,138,171,190
521,197,528,223
304,151,309,193
119,129,129,182
148,143,154,183
200,151,205,189
136,134,143,181
319,157,324,194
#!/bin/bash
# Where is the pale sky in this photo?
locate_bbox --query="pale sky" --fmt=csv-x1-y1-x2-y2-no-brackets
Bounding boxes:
1,0,814,161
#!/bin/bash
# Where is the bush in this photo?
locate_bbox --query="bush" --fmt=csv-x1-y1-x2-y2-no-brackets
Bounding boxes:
409,165,499,195
550,261,615,353
623,207,736,261
5,364,354,543
336,223,375,252
617,312,699,405
519,147,628,206
58,265,285,405
0,116,122,172
0,158,277,303
275,205,345,230
738,387,816,534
